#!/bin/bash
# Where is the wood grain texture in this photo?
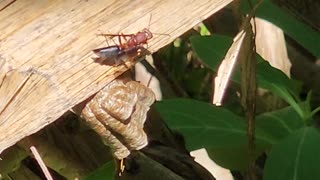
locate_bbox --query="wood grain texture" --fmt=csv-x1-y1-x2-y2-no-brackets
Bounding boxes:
0,0,232,154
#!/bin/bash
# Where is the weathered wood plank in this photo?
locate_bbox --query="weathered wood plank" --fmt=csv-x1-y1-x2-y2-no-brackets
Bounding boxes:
0,0,232,153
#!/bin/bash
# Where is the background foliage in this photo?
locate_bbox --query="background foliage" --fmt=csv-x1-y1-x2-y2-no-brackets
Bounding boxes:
88,0,320,179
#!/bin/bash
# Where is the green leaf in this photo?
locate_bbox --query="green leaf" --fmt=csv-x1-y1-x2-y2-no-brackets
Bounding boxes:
190,35,233,70
256,56,303,118
206,144,267,171
256,106,305,144
155,98,271,170
190,35,304,117
199,23,211,36
264,127,320,180
183,68,209,96
191,35,298,98
86,161,115,180
156,98,273,147
256,55,295,95
241,0,320,58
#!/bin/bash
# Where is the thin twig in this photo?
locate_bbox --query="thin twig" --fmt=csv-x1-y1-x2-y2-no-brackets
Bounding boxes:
30,146,53,180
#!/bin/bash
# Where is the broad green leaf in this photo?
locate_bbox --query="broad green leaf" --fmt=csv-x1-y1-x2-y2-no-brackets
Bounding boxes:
190,35,297,96
241,0,320,58
155,98,271,170
206,144,267,171
190,35,241,84
256,106,305,144
86,161,115,180
190,35,232,70
256,55,303,118
156,98,273,147
256,55,295,95
264,127,320,180
190,35,303,117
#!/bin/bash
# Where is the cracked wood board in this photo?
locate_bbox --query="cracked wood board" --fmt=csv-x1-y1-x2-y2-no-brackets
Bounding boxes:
0,0,232,154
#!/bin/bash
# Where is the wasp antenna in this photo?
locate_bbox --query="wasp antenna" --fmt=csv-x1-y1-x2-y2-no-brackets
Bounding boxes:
153,32,171,37
147,14,152,31
97,29,111,46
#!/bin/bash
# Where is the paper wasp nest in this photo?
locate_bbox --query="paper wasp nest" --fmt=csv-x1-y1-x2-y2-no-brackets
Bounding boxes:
81,80,155,160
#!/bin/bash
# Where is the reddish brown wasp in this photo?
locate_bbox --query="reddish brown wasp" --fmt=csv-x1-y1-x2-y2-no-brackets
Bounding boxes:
92,15,168,65
97,14,155,50
92,29,152,65
97,28,153,50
